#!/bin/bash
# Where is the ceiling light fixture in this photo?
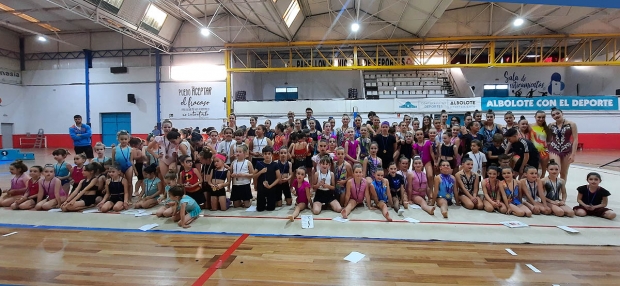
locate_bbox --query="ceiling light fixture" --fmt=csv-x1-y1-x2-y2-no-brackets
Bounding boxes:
513,18,524,27
37,36,47,42
200,28,210,36
351,23,360,32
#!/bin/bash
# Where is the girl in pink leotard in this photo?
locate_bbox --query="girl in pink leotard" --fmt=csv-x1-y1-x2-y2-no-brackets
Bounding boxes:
409,156,435,215
341,164,372,219
413,130,436,200
35,165,66,211
343,128,359,164
288,167,313,222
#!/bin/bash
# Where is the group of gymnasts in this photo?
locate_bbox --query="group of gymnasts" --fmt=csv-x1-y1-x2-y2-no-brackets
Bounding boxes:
0,106,615,229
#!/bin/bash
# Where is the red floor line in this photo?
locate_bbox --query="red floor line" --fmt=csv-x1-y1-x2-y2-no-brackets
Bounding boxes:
192,233,249,286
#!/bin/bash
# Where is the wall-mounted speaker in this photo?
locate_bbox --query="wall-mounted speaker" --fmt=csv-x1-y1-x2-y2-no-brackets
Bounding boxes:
111,66,128,74
616,89,620,96
127,94,136,104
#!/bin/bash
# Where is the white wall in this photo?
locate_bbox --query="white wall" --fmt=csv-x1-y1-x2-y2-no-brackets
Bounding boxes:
564,66,620,96
0,83,27,134
248,70,362,100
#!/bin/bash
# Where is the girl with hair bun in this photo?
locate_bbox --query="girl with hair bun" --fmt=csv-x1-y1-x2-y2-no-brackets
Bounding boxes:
543,159,574,217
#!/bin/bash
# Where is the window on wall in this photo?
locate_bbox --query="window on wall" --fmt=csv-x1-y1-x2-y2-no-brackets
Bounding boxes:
101,0,123,13
275,87,298,101
141,4,167,34
483,84,509,97
283,0,300,27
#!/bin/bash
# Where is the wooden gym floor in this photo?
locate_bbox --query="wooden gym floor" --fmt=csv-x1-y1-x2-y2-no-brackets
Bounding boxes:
0,149,619,285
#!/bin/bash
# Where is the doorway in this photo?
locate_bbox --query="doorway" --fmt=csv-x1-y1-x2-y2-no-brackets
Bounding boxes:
101,113,131,146
1,123,13,149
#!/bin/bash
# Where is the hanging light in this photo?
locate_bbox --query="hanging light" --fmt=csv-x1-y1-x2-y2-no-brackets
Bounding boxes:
351,23,360,32
513,18,524,27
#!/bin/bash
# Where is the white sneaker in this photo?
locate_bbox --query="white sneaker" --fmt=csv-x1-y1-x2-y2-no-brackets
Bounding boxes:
397,208,405,216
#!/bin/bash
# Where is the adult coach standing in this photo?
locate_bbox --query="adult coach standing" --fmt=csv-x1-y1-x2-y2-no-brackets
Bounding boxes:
69,115,93,161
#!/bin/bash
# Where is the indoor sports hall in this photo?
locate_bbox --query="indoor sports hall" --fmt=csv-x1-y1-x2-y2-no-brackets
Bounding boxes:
0,0,619,285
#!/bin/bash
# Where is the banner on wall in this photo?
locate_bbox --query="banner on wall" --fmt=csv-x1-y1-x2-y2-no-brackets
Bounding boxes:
160,82,227,121
394,98,481,113
481,96,619,111
502,70,565,97
0,67,20,85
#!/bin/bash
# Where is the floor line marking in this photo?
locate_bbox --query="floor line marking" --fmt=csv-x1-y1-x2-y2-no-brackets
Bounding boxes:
192,233,249,286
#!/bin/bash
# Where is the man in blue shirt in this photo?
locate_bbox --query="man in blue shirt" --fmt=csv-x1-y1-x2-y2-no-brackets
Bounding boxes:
69,115,93,161
152,125,161,136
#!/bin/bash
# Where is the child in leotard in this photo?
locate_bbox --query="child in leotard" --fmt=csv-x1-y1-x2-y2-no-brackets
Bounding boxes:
450,125,462,166
428,129,439,174
207,154,230,211
156,171,178,217
61,163,101,212
130,137,147,197
433,160,456,218
70,153,86,194
92,142,109,164
276,148,293,207
178,154,204,207
111,130,135,197
438,132,457,172
35,164,66,211
357,126,371,161
199,150,214,209
0,160,30,207
344,128,360,165
148,124,181,180
386,162,406,214
169,185,201,228
543,160,574,217
288,167,312,221
482,167,507,213
10,165,41,210
396,132,414,168
135,164,163,209
230,145,254,208
456,158,483,210
369,168,393,221
573,172,616,220
520,166,551,215
52,148,73,194
414,130,436,195
362,142,382,182
499,166,531,217
312,155,342,215
98,162,129,213
334,147,352,207
341,164,372,219
409,156,435,215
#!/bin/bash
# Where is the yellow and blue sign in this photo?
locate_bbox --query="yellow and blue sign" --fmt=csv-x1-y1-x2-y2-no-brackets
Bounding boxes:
482,96,619,111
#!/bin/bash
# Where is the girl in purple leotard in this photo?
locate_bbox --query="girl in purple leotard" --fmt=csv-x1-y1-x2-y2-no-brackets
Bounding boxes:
548,107,578,180
413,130,436,197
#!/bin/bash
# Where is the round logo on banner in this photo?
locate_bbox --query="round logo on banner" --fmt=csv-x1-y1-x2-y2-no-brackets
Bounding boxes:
1,150,7,156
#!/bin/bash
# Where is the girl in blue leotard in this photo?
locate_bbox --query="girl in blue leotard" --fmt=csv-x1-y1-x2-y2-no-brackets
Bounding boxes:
499,166,532,217
369,167,393,222
111,130,135,198
433,160,456,218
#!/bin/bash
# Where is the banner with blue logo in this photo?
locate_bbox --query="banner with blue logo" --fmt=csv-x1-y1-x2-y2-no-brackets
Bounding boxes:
481,96,619,111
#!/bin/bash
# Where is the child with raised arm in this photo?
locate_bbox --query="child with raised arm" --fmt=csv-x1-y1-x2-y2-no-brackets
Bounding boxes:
254,146,280,212
456,158,483,210
433,160,456,218
341,164,372,219
369,167,393,221
135,164,163,209
520,166,551,215
169,185,201,228
288,167,312,221
482,167,507,213
156,170,178,217
499,166,532,217
10,165,42,210
61,163,101,212
573,172,616,220
35,164,66,211
312,155,342,215
409,156,435,215
0,160,30,207
98,162,129,213
544,160,574,217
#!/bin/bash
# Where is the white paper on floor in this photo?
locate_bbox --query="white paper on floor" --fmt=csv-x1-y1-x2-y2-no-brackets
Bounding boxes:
557,226,579,233
245,206,257,212
505,248,517,256
402,217,420,223
525,263,541,273
344,251,365,263
139,223,159,231
500,221,529,228
397,208,405,216
332,217,349,223
301,215,314,229
2,232,17,237
135,212,152,217
47,209,61,212
408,204,421,209
82,209,100,214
